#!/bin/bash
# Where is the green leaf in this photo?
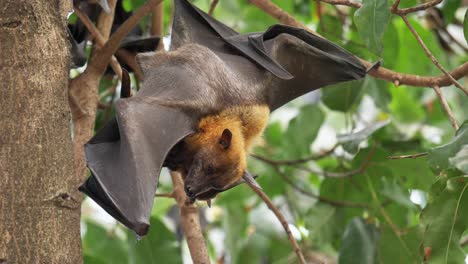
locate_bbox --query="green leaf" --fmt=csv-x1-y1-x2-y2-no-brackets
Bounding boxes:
421,179,468,264
381,177,415,208
354,0,391,55
317,14,344,43
389,86,425,123
441,0,461,24
449,145,468,174
378,226,423,263
83,255,107,264
151,196,175,218
394,18,447,76
381,19,400,69
322,79,365,112
338,218,380,264
338,119,390,154
82,221,129,264
364,77,391,110
428,121,468,177
305,205,340,246
127,217,182,264
264,122,283,146
389,156,434,191
283,104,324,157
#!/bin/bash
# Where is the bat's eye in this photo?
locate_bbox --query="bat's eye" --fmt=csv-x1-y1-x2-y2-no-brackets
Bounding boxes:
206,164,214,175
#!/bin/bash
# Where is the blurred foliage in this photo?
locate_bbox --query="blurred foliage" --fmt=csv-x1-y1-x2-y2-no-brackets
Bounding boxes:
77,0,468,263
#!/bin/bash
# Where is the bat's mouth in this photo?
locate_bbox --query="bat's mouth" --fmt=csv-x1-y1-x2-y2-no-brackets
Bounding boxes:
187,178,246,203
188,186,224,203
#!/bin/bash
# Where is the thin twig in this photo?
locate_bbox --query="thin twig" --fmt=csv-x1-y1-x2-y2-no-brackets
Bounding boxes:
273,166,369,208
390,0,401,13
253,145,375,178
151,1,164,50
246,182,306,264
208,0,219,16
73,5,123,80
155,192,175,198
251,145,337,166
319,0,361,8
388,152,428,160
433,85,460,130
400,15,467,95
248,0,468,89
315,0,323,32
248,0,311,32
397,0,442,15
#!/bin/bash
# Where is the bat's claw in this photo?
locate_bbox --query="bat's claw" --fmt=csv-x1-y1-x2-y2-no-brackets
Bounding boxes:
206,199,211,208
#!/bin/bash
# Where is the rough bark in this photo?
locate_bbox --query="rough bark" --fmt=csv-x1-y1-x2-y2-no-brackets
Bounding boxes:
0,0,82,263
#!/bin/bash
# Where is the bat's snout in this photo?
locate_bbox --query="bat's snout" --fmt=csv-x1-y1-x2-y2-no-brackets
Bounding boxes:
184,185,195,198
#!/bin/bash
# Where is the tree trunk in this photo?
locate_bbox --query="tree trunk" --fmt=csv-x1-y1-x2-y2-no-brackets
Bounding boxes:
0,1,82,263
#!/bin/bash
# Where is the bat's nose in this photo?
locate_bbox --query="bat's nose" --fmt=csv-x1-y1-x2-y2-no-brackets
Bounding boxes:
185,185,194,197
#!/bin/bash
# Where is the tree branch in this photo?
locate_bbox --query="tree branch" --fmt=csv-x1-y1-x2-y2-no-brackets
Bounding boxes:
170,171,210,264
90,0,163,74
251,145,336,166
155,192,175,198
319,0,361,8
248,0,468,90
208,0,219,16
273,166,369,208
151,1,164,50
253,145,375,178
248,0,310,30
69,0,118,182
245,183,306,264
432,85,459,130
73,5,122,79
396,0,442,15
388,152,428,160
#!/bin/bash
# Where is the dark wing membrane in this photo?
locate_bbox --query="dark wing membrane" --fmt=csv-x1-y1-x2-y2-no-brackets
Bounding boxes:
170,0,366,111
251,25,366,110
79,98,194,236
170,0,237,51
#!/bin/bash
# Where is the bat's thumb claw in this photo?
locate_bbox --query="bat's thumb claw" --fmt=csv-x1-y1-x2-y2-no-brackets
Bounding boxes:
206,199,212,208
243,170,262,190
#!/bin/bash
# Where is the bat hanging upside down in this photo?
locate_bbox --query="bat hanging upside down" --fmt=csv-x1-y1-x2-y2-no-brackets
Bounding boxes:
79,0,369,236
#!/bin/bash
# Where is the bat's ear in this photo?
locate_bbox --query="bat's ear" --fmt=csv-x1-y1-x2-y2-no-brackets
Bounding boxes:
135,52,157,76
243,170,262,190
219,129,232,150
120,68,132,98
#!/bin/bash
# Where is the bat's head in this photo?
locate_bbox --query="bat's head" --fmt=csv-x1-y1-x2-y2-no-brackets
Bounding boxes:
184,124,247,201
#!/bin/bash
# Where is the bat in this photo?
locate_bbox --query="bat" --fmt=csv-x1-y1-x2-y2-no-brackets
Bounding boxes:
69,0,160,69
79,0,368,236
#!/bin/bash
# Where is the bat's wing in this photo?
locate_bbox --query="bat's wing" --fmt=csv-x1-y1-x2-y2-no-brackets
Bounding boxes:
80,99,194,236
248,25,367,110
171,0,367,110
119,36,160,53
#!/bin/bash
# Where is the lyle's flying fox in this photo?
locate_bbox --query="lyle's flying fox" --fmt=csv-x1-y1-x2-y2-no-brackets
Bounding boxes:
79,0,367,236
